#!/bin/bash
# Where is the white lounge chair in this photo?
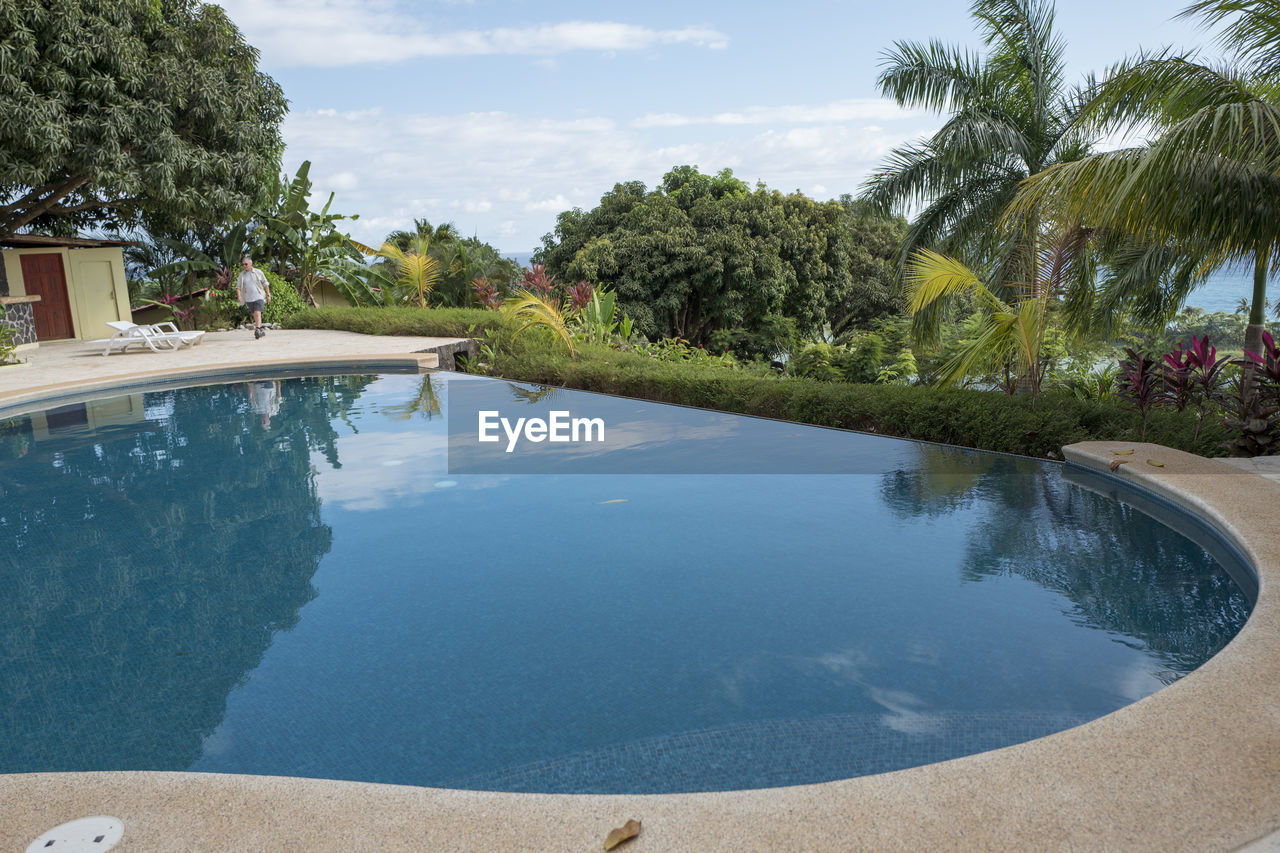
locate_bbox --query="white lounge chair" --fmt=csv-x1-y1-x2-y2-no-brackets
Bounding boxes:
90,321,206,356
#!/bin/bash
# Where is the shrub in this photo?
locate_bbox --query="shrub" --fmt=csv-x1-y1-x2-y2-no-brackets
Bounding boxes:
263,271,305,325
488,340,1220,458
790,336,884,384
284,305,504,338
0,325,15,365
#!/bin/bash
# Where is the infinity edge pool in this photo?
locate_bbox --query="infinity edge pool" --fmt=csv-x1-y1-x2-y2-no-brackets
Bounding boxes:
1,357,1278,852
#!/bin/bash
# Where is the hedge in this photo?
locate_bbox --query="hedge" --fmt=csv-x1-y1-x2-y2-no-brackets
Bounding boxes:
486,342,1224,459
284,307,1222,458
284,306,503,338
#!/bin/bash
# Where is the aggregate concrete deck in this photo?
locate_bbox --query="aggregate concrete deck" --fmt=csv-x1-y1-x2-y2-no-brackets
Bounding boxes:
0,329,462,410
0,344,1277,851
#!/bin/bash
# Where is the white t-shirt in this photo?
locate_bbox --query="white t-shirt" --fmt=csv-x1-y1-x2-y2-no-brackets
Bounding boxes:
237,268,269,302
249,381,280,416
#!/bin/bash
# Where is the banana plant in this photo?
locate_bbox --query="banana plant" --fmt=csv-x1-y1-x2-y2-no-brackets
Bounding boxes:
575,288,619,345
148,223,250,288
254,161,365,305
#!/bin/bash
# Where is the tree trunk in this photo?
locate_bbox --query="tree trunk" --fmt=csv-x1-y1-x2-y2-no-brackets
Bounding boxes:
1244,249,1269,358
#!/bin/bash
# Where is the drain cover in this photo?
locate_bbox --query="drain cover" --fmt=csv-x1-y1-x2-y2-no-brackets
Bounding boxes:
26,817,124,852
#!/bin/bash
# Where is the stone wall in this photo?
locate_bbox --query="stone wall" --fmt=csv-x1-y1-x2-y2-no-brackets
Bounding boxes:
417,338,480,371
1,303,36,346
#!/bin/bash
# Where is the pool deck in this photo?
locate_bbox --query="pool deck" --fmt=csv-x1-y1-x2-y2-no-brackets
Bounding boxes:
0,330,463,410
2,336,1279,852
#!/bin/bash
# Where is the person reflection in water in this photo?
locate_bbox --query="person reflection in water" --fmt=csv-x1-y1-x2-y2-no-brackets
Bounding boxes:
247,380,281,429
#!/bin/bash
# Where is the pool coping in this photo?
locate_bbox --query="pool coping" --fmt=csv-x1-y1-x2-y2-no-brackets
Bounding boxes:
2,359,1279,851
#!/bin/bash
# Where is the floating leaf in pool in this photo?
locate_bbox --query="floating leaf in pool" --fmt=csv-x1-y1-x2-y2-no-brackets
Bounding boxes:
598,499,628,504
434,480,458,488
1147,459,1165,467
603,819,641,850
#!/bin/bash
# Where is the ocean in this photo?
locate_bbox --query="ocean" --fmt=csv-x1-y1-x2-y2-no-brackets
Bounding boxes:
1183,267,1262,314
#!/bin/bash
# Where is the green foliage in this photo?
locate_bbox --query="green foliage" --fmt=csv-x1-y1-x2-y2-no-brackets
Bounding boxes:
861,0,1094,293
1054,364,1119,403
708,314,798,361
1010,2,1280,339
501,290,576,356
367,235,442,308
257,162,364,305
789,338,884,384
535,167,904,349
573,288,620,345
482,339,1222,458
0,0,287,239
379,219,521,307
282,306,504,338
630,337,740,369
0,325,15,365
262,271,305,325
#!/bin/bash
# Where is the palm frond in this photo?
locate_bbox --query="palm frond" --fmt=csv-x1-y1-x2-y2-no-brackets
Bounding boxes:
1179,0,1280,77
877,39,987,111
501,290,576,356
933,311,1020,387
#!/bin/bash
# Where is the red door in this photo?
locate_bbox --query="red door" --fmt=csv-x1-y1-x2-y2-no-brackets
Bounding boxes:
20,253,75,340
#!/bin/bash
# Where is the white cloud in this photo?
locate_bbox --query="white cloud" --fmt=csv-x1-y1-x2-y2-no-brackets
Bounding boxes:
328,171,359,191
525,194,575,213
216,0,728,67
632,98,922,128
280,101,936,252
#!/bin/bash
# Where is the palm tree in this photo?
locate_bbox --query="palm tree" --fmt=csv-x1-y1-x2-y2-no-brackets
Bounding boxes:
370,235,442,308
861,0,1094,307
905,226,1093,394
1009,0,1280,357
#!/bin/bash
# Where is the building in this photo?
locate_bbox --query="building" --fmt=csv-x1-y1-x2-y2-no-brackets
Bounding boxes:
0,235,132,347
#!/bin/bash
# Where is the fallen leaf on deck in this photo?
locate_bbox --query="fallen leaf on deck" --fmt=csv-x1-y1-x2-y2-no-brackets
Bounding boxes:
1112,449,1134,455
1109,459,1130,471
1147,459,1165,467
604,819,641,850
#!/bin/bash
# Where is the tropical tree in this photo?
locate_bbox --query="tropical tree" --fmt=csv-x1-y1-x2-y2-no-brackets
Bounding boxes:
257,162,364,305
536,166,900,355
861,0,1094,296
0,0,286,240
368,236,442,308
380,219,520,307
1009,0,1280,358
148,224,250,295
905,226,1094,394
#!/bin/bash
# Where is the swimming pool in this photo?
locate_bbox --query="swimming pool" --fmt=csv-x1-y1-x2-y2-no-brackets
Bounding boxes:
0,372,1251,793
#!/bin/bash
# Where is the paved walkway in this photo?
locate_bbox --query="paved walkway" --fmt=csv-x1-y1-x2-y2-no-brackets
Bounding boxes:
1219,455,1280,484
0,329,467,410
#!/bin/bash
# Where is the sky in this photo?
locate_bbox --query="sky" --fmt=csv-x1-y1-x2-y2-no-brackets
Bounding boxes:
214,0,1220,256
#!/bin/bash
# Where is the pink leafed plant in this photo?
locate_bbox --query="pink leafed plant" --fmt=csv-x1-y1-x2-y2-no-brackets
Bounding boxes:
471,276,502,310
567,280,594,311
521,263,558,298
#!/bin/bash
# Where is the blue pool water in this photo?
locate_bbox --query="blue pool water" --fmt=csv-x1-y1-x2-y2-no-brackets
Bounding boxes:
0,372,1252,793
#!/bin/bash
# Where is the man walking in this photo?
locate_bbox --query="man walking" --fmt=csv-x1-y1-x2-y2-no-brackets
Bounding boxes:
236,256,272,339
